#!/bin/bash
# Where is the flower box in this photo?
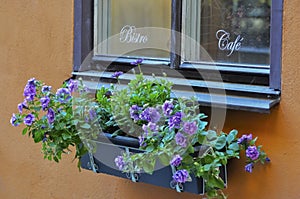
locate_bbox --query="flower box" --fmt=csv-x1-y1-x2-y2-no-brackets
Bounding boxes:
11,74,269,199
80,133,227,195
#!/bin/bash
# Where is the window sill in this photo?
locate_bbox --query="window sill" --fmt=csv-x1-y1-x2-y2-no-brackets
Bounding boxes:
72,70,280,113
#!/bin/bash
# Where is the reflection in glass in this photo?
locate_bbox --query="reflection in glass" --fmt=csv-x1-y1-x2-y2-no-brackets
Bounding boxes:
183,0,271,67
94,0,171,59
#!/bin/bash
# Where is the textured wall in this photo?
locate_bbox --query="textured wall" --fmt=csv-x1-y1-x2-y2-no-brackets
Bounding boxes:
1,0,300,199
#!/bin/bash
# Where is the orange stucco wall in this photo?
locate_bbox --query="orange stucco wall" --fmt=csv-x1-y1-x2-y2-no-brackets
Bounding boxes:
1,0,299,198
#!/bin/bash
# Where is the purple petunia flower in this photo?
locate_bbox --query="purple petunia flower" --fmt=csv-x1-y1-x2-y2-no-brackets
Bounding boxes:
175,132,187,148
168,112,183,129
42,133,48,143
129,105,142,121
172,169,189,183
10,113,20,127
138,134,147,147
89,109,97,121
114,156,126,170
56,88,71,103
170,155,182,167
140,107,161,123
27,78,36,85
266,157,271,162
111,71,124,79
67,79,78,93
23,80,36,102
183,121,198,135
130,58,144,65
139,109,151,122
237,134,253,145
245,163,254,173
162,101,174,116
142,122,158,134
246,146,260,160
17,101,27,114
24,114,35,126
47,108,55,124
41,85,52,93
40,96,50,110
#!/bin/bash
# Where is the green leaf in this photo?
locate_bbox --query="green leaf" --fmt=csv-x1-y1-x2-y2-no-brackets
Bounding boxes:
73,119,79,126
162,131,175,143
228,143,240,151
226,150,234,156
80,123,91,129
143,160,156,174
183,155,194,164
203,164,211,171
33,130,44,143
62,133,72,140
227,129,238,144
22,127,28,135
250,137,258,145
206,130,217,141
187,145,194,154
198,121,208,130
209,175,225,189
146,145,154,153
215,135,226,150
158,153,170,166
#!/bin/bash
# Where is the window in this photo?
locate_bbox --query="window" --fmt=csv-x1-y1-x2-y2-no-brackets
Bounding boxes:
73,0,282,112
182,0,270,66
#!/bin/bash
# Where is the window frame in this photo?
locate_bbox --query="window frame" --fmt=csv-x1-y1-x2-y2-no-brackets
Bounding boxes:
73,0,283,113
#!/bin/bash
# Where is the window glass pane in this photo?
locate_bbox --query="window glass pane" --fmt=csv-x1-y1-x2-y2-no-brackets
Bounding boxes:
94,0,171,59
183,0,271,67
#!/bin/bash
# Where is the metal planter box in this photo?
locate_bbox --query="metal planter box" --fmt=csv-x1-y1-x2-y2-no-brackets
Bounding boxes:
81,133,227,195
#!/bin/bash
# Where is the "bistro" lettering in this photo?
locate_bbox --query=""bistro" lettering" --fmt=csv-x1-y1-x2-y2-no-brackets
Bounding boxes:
120,25,148,44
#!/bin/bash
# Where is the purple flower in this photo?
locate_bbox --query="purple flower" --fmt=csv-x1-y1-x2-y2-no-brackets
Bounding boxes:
23,80,36,102
266,157,271,162
47,108,55,124
17,101,27,114
237,134,253,144
138,134,147,147
130,58,144,65
42,134,48,143
27,78,36,85
175,132,187,147
162,101,174,116
172,170,189,183
111,71,124,79
40,96,50,110
41,85,52,93
170,155,182,167
89,109,97,120
245,163,254,173
168,112,183,129
67,79,78,93
183,121,198,135
140,108,161,123
56,88,71,103
246,146,260,160
24,114,35,126
142,122,158,133
114,156,126,170
10,113,20,127
129,105,141,121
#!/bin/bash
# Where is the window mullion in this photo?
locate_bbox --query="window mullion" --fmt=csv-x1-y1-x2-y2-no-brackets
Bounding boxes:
170,0,182,69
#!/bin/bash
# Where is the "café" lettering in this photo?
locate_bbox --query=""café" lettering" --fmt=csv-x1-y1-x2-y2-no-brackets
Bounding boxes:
216,29,244,56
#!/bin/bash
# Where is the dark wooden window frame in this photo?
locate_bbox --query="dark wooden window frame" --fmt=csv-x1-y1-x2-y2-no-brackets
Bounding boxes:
73,0,283,113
